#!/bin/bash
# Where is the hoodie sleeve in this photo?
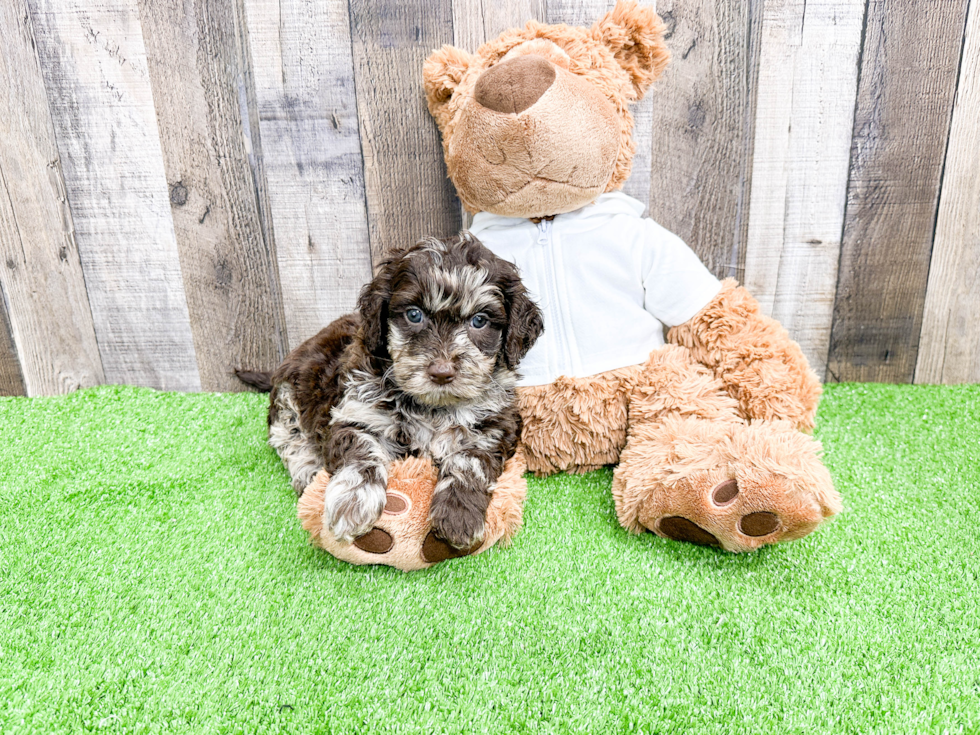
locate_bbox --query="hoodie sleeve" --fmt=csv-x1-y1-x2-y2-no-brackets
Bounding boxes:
639,218,722,327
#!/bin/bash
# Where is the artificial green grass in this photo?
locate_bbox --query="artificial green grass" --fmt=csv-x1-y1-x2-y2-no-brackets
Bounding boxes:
1,384,978,734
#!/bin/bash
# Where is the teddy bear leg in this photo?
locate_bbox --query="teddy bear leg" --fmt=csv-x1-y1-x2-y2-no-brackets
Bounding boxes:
667,279,825,432
612,345,841,552
516,365,644,476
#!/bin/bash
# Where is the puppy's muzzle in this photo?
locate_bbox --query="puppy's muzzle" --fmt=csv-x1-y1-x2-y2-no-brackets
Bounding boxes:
426,360,457,385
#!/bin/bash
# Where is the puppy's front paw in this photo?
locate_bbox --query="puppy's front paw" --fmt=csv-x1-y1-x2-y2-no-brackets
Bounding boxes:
428,483,489,550
323,466,386,542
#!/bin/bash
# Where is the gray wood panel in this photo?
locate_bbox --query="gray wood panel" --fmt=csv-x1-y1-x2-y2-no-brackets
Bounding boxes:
349,0,461,262
827,0,971,384
643,0,758,278
0,0,103,396
742,0,864,379
240,0,373,348
29,0,201,391
453,0,545,49
916,0,980,384
138,0,288,390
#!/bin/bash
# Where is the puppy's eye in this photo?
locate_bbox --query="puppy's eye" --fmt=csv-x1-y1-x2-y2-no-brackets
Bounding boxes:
470,313,489,329
405,308,424,324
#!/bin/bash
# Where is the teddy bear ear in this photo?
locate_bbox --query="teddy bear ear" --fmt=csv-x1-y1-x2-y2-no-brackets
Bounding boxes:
590,0,671,99
423,45,477,127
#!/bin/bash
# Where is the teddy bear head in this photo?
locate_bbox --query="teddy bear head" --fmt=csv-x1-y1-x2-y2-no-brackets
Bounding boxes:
423,1,670,219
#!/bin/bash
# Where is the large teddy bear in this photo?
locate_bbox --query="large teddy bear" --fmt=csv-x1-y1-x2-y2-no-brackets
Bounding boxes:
422,0,842,552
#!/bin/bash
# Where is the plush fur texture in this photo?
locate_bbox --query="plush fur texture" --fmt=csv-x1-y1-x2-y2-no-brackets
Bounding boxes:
266,233,543,551
611,346,840,552
516,364,644,476
298,451,528,572
667,278,822,432
423,1,669,217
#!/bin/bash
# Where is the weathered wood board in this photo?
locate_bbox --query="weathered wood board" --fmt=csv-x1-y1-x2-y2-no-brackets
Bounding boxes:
348,0,461,262
916,1,980,384
239,0,374,349
138,0,289,389
0,0,104,396
0,293,26,396
644,0,759,278
0,0,977,392
29,0,201,391
827,0,971,384
742,0,864,378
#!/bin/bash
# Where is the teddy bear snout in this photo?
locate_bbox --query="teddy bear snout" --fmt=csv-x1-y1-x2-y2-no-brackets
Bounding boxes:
473,54,556,114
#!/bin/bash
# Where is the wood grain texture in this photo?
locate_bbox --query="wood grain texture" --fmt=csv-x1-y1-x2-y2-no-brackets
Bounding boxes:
29,0,200,391
240,0,373,349
349,0,461,263
0,0,103,396
0,285,26,396
546,0,657,209
916,1,980,384
644,0,759,278
138,0,288,390
742,0,864,379
827,0,971,384
453,0,545,51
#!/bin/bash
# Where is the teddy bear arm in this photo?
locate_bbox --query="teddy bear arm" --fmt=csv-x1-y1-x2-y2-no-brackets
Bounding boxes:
666,278,822,432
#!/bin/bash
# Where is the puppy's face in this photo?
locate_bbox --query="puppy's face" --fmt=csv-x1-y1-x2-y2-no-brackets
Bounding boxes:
358,234,543,407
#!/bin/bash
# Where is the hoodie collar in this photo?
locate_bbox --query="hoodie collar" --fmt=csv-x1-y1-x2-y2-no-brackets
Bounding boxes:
469,192,645,236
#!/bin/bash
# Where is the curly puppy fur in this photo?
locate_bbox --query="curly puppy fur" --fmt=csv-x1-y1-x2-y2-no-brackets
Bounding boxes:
264,233,543,548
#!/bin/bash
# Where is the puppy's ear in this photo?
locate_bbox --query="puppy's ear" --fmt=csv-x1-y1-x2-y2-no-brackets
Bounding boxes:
500,265,544,371
423,45,476,131
357,259,396,363
591,0,670,100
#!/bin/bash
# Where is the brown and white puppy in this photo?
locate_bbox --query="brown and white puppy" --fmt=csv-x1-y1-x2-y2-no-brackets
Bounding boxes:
246,233,543,549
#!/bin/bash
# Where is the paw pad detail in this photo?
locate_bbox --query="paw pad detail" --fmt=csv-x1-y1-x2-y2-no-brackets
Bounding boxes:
383,492,410,515
711,479,739,506
656,517,720,547
353,528,394,554
738,511,780,537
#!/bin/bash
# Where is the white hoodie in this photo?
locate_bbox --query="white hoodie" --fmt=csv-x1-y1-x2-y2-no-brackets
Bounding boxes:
469,192,722,387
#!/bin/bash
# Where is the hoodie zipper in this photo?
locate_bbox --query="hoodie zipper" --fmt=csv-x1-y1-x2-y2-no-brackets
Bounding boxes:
535,218,573,374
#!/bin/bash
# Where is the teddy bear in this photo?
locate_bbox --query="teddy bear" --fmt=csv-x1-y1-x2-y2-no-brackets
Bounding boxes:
421,0,842,552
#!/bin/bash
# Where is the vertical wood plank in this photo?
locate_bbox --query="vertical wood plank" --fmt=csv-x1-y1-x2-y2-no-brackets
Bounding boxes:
826,0,971,384
643,0,760,277
546,1,657,210
742,0,864,378
0,0,104,396
915,0,980,385
0,285,26,396
239,0,373,348
452,0,545,51
349,0,461,263
138,0,289,390
29,0,200,391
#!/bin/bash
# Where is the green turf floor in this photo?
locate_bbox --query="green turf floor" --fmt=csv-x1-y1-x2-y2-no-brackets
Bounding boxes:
1,383,978,734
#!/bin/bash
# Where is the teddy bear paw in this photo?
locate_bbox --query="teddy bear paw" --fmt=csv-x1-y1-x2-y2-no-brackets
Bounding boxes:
613,420,842,552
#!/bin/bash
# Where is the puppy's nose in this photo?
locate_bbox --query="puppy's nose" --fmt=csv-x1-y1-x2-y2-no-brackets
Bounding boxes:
473,54,556,114
426,361,456,385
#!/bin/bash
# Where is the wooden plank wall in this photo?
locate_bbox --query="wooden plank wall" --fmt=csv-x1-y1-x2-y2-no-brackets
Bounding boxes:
0,0,977,395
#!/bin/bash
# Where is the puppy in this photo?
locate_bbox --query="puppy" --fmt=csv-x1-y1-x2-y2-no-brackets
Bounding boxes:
240,233,543,549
